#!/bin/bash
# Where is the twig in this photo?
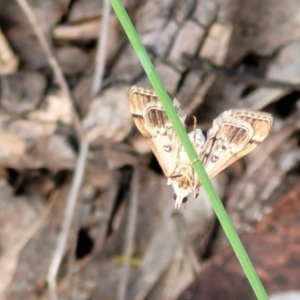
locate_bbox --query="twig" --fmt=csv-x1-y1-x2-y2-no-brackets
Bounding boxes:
181,54,300,92
16,0,84,139
0,190,58,295
15,0,89,297
117,167,139,300
185,73,216,116
14,0,91,298
67,218,78,300
66,0,112,297
71,171,120,274
47,141,89,300
91,0,111,97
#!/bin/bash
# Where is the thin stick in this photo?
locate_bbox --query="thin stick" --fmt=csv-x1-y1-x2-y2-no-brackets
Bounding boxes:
47,141,89,300
72,171,120,274
91,0,111,97
182,54,300,92
67,0,112,297
16,0,83,138
0,190,58,295
16,0,110,298
117,167,139,300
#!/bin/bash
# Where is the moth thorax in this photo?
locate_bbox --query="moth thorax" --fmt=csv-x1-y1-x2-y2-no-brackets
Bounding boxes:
178,176,190,189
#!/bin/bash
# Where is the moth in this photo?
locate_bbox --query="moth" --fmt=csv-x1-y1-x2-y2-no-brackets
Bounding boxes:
129,86,273,209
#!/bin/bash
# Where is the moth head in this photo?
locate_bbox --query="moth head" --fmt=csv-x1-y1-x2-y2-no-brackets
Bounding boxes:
171,179,190,209
168,172,199,209
173,193,188,208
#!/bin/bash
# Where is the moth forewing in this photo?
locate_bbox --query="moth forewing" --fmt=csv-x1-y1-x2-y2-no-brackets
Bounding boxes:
202,109,273,179
201,117,253,179
129,86,186,177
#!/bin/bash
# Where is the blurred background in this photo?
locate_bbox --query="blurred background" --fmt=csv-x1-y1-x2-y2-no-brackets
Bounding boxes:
0,0,300,299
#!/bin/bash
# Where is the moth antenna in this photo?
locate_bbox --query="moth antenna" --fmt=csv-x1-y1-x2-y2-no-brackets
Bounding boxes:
193,116,197,141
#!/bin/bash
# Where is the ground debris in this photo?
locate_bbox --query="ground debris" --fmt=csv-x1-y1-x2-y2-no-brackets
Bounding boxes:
0,0,300,299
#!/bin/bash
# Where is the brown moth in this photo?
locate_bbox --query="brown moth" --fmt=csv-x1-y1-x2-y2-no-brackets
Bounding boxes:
129,85,273,209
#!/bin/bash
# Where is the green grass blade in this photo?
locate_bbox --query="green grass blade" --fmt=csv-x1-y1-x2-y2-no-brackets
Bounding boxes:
110,1,268,299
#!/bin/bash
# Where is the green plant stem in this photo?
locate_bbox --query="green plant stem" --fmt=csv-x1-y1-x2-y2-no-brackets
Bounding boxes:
110,1,268,299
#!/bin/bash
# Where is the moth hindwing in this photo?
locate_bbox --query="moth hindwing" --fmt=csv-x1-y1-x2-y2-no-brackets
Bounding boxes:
129,86,273,209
